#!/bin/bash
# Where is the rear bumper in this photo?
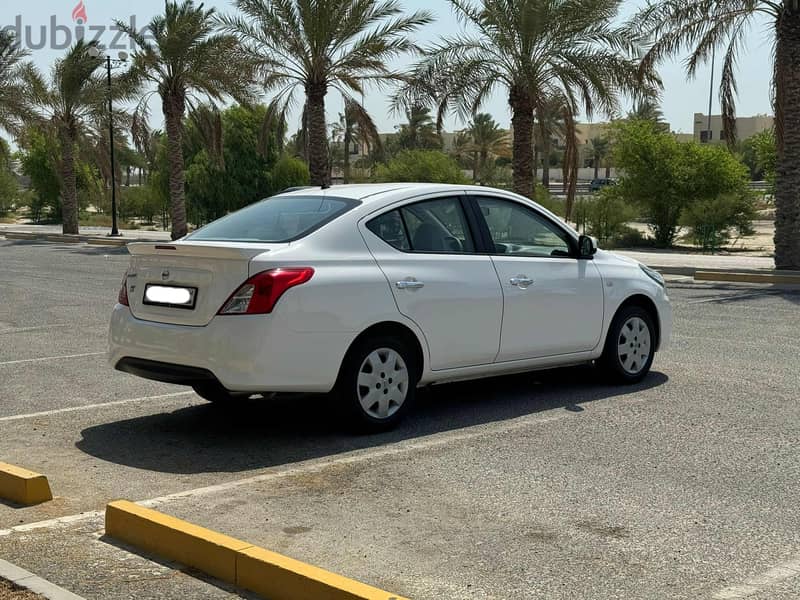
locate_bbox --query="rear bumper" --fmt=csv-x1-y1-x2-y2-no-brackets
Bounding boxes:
108,305,352,393
115,357,217,385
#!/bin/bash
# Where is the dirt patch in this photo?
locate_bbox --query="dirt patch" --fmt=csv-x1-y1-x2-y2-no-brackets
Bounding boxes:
0,579,45,600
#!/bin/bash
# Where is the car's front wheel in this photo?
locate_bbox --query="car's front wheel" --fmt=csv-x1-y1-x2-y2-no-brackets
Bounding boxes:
336,336,418,432
600,305,656,383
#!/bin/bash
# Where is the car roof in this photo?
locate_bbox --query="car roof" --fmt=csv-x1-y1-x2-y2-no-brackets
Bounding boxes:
277,183,514,203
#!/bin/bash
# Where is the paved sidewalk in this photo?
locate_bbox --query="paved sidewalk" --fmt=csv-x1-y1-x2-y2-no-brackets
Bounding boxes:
0,224,172,241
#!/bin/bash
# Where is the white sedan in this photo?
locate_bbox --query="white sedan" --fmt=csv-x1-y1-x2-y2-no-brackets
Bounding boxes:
109,184,671,430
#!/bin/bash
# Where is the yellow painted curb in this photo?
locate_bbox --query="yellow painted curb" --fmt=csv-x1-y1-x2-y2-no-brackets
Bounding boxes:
86,238,128,247
695,271,800,285
105,501,408,600
106,501,250,582
0,462,53,506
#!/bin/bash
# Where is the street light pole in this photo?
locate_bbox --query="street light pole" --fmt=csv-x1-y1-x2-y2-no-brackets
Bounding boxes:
87,45,127,237
106,55,120,237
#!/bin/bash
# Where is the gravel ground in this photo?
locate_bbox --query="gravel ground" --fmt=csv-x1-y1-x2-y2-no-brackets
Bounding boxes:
0,580,43,600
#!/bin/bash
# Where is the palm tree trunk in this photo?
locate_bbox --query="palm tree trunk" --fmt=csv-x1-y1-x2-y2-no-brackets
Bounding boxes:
163,93,188,240
541,138,551,188
605,163,611,179
306,82,331,187
480,150,488,184
593,155,599,180
59,130,79,235
774,6,800,270
509,87,534,198
343,127,351,184
533,143,539,185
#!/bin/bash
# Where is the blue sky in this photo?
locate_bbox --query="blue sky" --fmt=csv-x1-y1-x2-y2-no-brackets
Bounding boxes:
1,0,775,135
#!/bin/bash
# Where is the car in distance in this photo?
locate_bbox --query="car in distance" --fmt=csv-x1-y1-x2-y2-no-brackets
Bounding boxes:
589,178,616,192
109,184,671,431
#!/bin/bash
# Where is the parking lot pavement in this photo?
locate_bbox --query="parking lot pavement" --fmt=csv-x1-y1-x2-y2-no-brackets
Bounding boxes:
1,238,799,599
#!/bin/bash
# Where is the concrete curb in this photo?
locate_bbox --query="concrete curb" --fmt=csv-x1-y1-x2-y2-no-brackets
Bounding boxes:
105,500,408,600
0,462,52,506
0,559,86,600
695,270,800,285
85,238,129,247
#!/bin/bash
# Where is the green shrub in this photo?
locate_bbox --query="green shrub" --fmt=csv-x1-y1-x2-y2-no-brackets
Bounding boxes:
373,150,469,184
681,192,757,252
270,155,310,192
584,188,636,246
613,226,653,248
532,185,565,217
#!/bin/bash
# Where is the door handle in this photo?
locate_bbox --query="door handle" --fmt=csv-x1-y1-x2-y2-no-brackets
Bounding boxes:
396,278,425,290
509,275,534,288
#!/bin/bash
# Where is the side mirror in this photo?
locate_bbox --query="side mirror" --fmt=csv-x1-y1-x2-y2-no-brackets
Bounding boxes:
578,235,597,259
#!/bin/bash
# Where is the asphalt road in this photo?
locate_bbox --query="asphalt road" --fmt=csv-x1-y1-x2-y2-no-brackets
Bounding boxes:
1,238,799,599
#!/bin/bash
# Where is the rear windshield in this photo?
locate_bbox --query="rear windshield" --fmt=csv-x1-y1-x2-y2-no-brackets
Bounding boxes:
186,195,359,243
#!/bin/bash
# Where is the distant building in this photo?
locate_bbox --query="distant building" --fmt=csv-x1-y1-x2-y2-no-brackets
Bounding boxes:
693,113,773,144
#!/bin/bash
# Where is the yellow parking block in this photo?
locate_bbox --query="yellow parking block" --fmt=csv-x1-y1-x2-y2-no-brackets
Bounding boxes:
105,500,408,600
105,500,250,582
0,462,53,505
238,545,406,600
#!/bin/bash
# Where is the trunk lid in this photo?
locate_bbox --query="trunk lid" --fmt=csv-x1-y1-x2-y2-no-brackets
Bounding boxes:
126,241,283,326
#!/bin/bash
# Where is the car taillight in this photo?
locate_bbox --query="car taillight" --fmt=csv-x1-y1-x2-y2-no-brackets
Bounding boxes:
118,273,129,306
218,268,314,315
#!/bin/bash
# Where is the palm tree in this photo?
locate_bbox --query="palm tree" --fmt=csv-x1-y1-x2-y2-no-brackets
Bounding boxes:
117,0,258,239
221,0,433,188
633,0,800,269
0,30,31,136
627,97,664,123
25,40,115,234
590,136,610,179
331,99,382,183
395,105,442,150
467,113,509,183
404,0,653,209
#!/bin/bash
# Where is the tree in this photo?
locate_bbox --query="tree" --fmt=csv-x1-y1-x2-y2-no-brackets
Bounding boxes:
118,0,258,239
0,139,18,215
627,97,664,124
401,0,652,206
17,127,64,223
467,113,509,183
590,136,611,180
24,40,113,234
612,119,751,247
330,99,382,183
633,0,800,268
394,105,442,151
373,149,468,183
221,0,432,188
0,30,31,135
743,129,776,190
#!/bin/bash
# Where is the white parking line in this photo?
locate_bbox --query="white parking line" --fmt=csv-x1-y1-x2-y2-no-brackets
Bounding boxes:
713,555,800,598
0,391,195,423
0,324,71,335
0,352,105,367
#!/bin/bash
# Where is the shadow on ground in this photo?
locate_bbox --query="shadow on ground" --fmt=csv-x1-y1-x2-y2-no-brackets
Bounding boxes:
76,366,668,475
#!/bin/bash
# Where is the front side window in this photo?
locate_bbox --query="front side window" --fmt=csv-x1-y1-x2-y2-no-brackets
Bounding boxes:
367,197,476,254
475,197,573,258
187,195,357,243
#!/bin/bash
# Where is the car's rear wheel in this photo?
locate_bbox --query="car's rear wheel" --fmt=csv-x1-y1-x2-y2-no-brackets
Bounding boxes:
600,305,656,383
336,336,418,432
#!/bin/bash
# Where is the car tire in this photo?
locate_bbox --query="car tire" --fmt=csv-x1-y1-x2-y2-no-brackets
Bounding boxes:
600,305,656,384
336,336,419,433
192,382,242,404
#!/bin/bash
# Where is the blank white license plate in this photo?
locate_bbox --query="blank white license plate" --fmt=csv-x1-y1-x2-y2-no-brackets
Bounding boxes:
143,284,198,309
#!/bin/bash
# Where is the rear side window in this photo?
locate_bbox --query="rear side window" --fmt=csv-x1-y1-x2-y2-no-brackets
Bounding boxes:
186,195,358,243
367,197,475,254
